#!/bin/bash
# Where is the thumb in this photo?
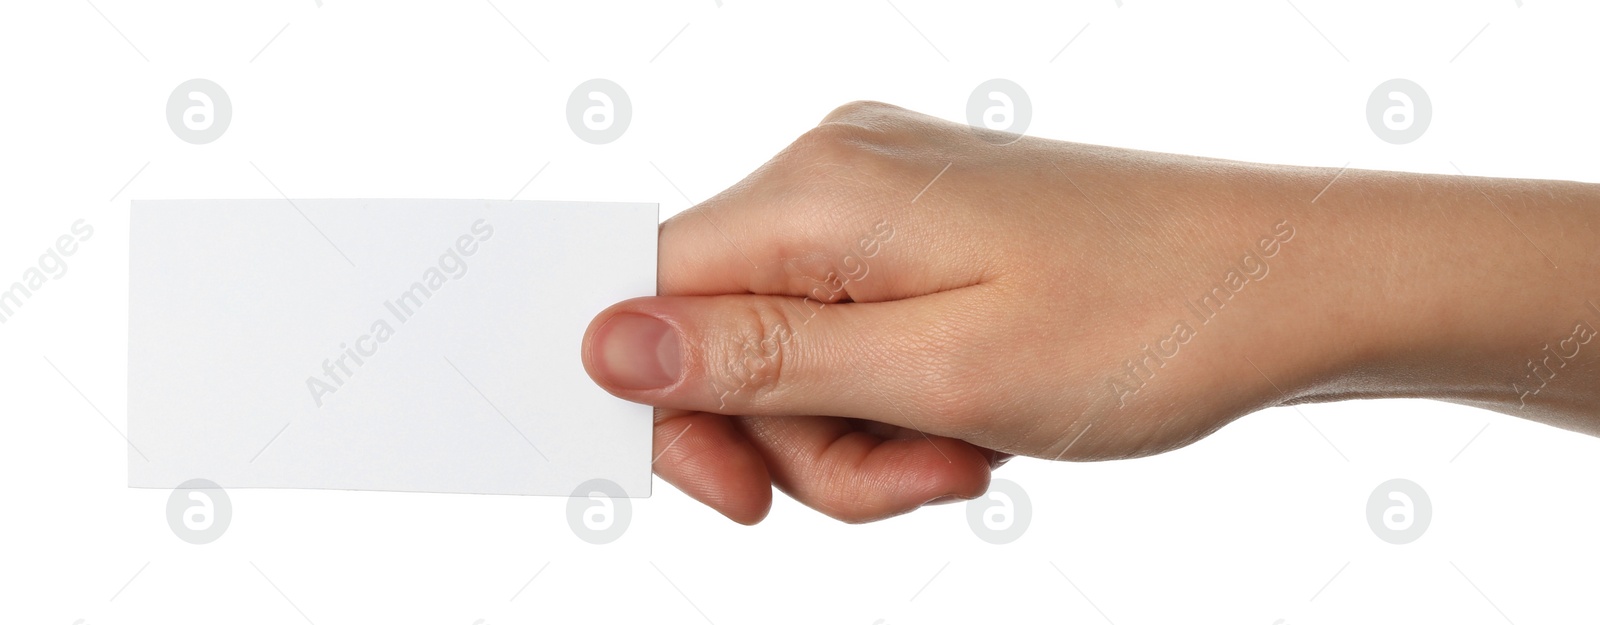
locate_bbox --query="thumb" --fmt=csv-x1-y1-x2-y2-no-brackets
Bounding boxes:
581,293,972,433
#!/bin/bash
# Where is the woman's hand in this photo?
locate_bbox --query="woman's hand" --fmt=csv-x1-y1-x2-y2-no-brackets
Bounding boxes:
582,101,1600,524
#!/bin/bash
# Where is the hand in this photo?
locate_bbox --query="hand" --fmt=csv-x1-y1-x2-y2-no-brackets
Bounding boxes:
582,101,1600,524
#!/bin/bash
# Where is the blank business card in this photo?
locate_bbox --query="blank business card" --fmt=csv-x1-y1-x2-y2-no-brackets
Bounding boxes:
129,199,655,497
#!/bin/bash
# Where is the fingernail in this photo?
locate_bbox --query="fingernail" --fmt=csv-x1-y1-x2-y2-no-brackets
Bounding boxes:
925,494,964,506
594,313,682,390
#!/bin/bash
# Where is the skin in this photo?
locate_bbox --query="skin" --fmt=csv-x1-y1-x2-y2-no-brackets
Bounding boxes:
581,101,1600,525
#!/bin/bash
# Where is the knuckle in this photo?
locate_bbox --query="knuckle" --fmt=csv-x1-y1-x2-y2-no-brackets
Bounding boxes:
770,124,893,223
790,122,877,167
701,298,803,410
815,471,884,524
828,507,880,525
818,100,897,125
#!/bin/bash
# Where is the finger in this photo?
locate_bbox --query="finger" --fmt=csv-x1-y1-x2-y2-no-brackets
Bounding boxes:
581,291,981,434
847,420,1016,469
649,408,772,525
736,414,992,523
657,107,993,301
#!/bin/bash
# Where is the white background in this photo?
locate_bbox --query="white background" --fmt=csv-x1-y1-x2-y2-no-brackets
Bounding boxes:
3,1,1597,623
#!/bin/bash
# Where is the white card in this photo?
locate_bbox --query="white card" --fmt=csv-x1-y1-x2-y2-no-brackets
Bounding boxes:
128,199,655,497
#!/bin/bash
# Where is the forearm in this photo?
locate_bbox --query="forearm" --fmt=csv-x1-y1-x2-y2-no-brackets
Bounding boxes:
1277,166,1600,433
